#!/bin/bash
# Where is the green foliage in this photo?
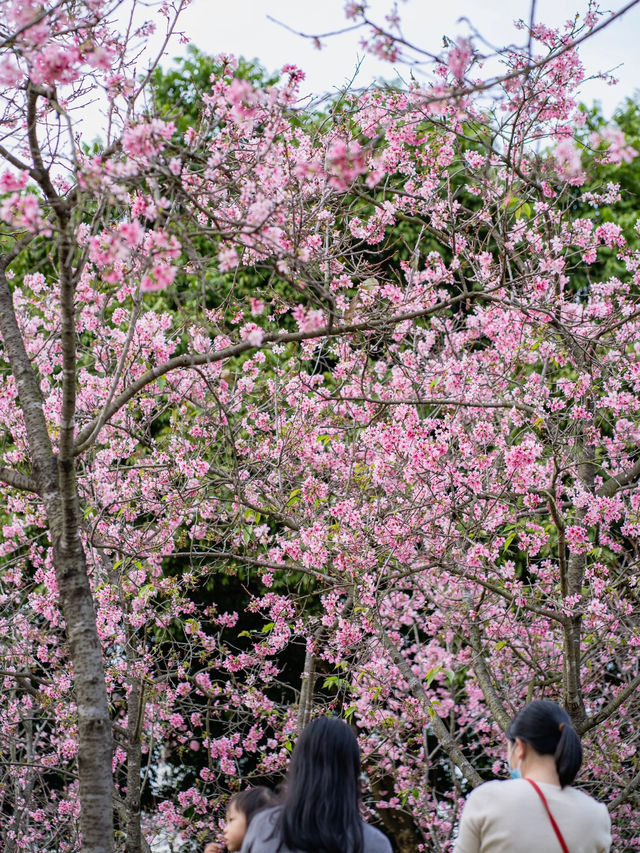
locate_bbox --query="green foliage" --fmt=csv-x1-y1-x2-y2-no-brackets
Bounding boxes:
571,97,640,284
152,45,280,133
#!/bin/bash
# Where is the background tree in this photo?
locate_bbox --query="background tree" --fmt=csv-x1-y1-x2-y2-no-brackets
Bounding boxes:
1,2,640,852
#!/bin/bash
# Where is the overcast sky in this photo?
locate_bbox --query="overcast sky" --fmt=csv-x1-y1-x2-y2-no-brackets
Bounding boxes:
169,0,640,115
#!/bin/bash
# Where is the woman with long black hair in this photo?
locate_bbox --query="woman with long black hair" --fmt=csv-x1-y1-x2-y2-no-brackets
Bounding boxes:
241,716,392,853
454,700,611,853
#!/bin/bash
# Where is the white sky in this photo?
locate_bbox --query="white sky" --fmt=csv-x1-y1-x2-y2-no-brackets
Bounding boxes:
169,0,640,115
69,0,640,143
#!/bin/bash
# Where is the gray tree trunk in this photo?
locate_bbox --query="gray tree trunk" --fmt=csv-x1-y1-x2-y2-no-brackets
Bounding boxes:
0,254,115,852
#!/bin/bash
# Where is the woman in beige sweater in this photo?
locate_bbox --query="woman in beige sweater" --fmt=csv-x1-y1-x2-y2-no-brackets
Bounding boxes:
454,700,611,853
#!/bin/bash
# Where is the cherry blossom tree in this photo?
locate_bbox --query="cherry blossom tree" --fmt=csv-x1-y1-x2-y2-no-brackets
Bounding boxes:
1,1,640,852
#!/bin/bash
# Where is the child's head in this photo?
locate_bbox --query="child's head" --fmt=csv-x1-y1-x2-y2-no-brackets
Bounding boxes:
223,787,277,852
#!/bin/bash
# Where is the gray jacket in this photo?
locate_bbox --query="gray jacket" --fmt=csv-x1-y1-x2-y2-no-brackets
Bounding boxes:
241,806,393,853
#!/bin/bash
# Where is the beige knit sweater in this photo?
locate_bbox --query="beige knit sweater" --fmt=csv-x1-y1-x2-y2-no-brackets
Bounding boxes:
454,779,611,853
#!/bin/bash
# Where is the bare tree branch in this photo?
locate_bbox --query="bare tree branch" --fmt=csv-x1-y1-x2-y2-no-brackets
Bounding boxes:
468,619,511,731
0,467,38,493
608,769,640,811
73,289,499,456
579,671,640,735
597,458,640,498
378,627,483,788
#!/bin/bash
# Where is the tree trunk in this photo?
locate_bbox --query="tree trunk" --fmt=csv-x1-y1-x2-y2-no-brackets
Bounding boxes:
0,268,115,852
51,516,115,853
371,774,423,853
563,438,595,727
125,638,144,853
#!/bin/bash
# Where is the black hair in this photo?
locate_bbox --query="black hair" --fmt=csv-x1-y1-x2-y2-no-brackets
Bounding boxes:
279,716,364,853
506,700,583,787
228,786,278,825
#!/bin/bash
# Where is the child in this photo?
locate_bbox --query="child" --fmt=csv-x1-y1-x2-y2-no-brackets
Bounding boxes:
204,787,278,853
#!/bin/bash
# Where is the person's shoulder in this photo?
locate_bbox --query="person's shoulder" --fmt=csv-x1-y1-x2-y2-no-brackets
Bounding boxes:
241,806,282,853
250,806,281,830
464,778,534,810
563,787,610,820
466,779,515,800
362,820,393,853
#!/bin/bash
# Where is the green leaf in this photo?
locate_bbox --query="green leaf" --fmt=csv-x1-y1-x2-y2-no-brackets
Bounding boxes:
286,488,300,506
503,530,517,551
424,665,443,688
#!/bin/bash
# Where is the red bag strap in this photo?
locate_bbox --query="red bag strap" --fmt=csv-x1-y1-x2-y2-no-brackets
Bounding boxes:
527,779,570,853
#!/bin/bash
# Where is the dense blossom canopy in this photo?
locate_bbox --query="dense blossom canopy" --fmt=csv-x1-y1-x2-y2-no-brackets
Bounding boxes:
0,2,639,852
